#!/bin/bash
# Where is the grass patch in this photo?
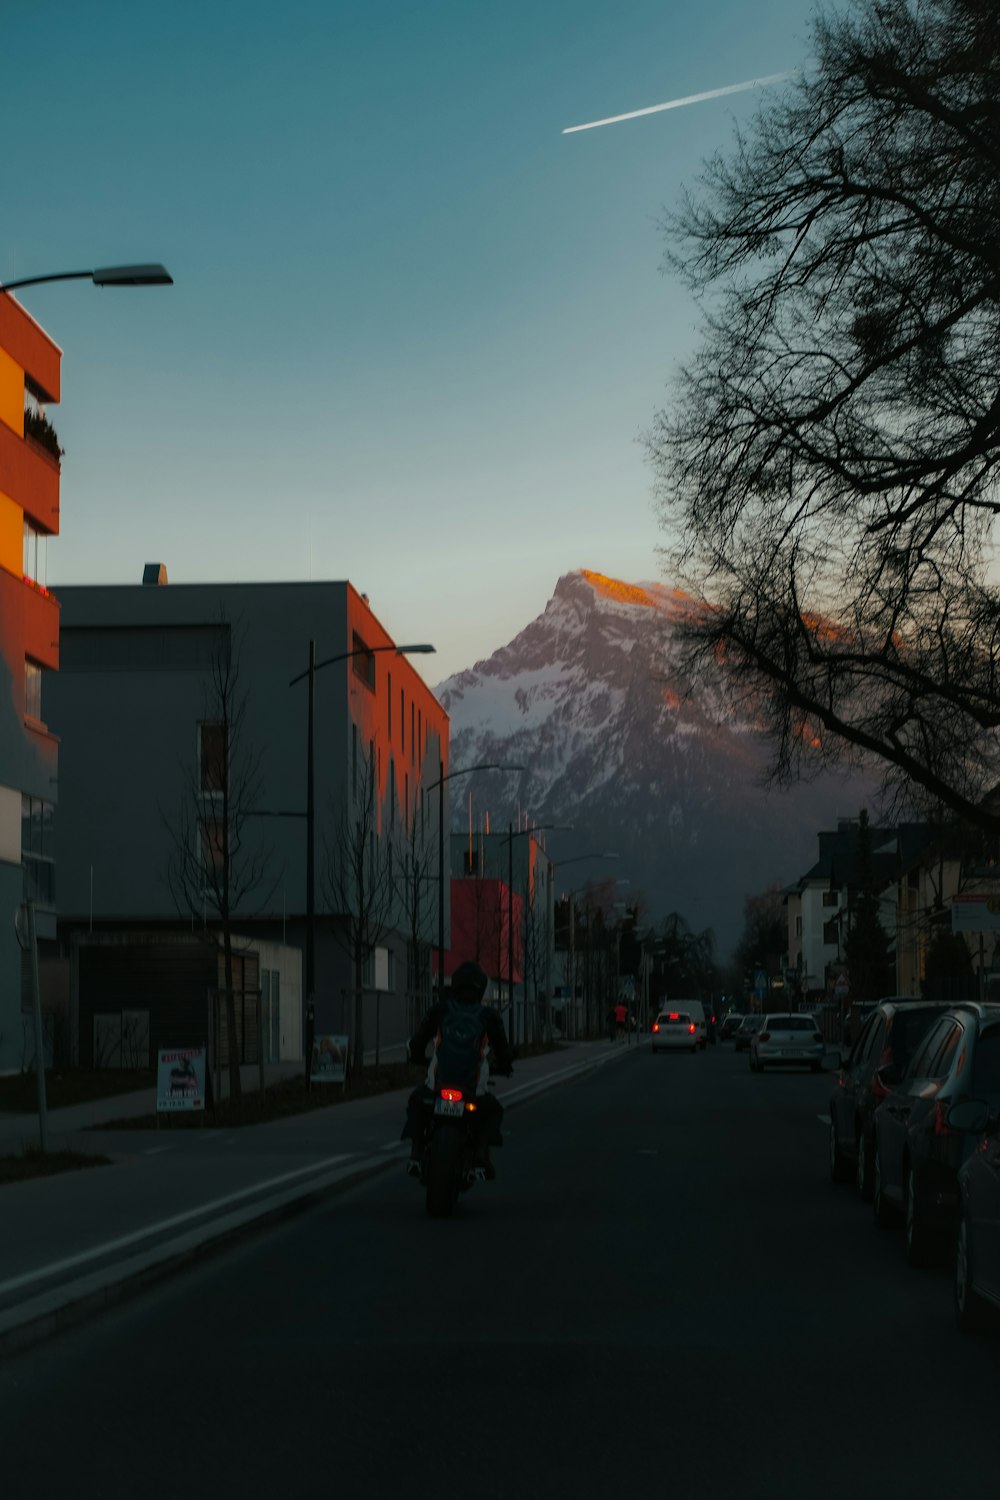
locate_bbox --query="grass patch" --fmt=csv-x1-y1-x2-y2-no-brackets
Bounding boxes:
0,1070,155,1114
0,1148,111,1187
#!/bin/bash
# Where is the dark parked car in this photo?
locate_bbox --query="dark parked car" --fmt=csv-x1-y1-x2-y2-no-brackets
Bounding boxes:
828,1000,943,1199
872,1002,1000,1265
950,1093,1000,1332
734,1015,763,1053
720,1013,744,1041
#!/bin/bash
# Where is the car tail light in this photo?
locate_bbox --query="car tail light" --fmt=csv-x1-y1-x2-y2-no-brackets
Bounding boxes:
440,1088,463,1102
688,1024,696,1034
933,1101,954,1137
464,1101,477,1112
759,1032,771,1043
653,1023,660,1033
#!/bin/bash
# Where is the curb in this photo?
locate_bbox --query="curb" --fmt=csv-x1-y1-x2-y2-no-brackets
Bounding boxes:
0,1042,635,1356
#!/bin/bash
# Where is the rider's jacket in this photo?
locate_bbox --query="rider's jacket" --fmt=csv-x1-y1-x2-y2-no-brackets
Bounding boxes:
408,999,513,1096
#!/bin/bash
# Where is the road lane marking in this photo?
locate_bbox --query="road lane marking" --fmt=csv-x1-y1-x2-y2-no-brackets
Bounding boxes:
0,1152,356,1301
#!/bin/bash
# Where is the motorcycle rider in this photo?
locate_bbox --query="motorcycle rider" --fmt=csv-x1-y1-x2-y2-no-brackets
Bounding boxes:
404,959,513,1180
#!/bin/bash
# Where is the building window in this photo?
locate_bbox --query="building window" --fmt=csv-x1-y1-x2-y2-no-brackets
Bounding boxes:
200,815,227,886
199,722,227,795
22,519,46,586
362,949,374,988
24,658,42,721
823,919,840,945
352,632,375,690
822,890,839,907
21,794,55,907
795,915,803,937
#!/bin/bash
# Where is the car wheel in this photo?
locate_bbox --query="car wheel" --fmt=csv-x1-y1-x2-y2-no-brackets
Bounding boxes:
856,1129,874,1202
830,1117,852,1183
955,1209,990,1334
904,1164,944,1267
872,1145,897,1229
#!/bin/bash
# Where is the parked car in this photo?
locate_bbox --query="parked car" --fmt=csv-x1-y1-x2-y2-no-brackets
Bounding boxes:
734,1015,764,1052
872,1002,1000,1265
949,1094,1000,1332
720,1012,744,1041
749,1014,825,1072
651,1011,700,1053
827,1000,943,1197
842,1001,877,1048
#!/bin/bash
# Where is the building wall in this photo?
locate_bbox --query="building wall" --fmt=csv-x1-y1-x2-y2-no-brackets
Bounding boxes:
0,296,61,1073
47,580,447,1049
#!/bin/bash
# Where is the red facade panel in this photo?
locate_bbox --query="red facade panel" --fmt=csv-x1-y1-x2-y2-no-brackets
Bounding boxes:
0,419,60,533
0,295,61,403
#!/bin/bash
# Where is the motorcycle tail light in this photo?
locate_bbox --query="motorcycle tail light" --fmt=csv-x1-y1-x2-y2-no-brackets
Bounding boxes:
440,1088,463,1103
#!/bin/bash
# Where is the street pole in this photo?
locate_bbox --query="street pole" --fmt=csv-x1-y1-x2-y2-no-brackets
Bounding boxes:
438,757,445,998
305,639,316,1086
25,902,49,1150
508,823,515,1046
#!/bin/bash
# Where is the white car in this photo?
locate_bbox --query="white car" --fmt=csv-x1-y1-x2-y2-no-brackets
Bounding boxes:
749,1013,825,1072
651,1011,700,1053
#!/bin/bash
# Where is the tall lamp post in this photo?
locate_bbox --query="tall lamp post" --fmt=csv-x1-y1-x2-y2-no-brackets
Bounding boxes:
3,260,171,1150
289,640,435,1079
1,264,173,294
424,762,524,998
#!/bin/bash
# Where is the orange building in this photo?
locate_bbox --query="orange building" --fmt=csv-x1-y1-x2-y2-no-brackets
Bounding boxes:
0,294,61,1072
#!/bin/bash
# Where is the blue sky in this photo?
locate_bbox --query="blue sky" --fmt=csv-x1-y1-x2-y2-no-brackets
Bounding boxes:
4,0,815,681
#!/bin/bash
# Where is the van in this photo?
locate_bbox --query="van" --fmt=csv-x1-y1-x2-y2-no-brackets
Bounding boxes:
670,999,707,1050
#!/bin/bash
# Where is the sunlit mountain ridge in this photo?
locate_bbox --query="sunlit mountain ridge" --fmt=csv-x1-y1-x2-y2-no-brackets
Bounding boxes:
436,570,874,954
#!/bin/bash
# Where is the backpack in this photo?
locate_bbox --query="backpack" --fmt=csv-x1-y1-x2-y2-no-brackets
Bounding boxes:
436,1000,488,1090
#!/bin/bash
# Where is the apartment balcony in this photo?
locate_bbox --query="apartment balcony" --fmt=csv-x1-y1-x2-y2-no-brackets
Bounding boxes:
0,417,60,534
0,563,59,671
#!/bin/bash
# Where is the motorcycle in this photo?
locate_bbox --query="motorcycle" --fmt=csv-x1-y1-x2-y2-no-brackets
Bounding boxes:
413,1078,504,1218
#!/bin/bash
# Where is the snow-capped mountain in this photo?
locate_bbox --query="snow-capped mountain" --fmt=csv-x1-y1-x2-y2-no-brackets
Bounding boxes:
436,569,874,954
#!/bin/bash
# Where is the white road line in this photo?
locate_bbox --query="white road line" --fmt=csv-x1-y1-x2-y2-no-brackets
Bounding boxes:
0,1152,355,1300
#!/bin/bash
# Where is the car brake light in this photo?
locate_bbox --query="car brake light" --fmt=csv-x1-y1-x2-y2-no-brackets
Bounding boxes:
760,1032,771,1042
669,1013,680,1020
440,1088,463,1102
933,1101,953,1137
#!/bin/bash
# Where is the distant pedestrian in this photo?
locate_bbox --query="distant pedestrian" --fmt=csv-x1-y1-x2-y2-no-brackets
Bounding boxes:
614,1000,628,1040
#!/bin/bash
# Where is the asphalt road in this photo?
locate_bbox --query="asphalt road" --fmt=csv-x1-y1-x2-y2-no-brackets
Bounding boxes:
3,1045,999,1499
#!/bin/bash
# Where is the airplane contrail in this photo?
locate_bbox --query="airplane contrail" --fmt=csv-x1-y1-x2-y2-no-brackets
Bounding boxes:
562,71,793,134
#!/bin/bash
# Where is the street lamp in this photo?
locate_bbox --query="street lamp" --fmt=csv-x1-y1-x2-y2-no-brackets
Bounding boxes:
289,639,434,1079
0,264,173,294
424,761,524,997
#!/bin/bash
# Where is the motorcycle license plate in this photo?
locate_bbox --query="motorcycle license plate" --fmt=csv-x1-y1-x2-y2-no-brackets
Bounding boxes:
434,1098,464,1117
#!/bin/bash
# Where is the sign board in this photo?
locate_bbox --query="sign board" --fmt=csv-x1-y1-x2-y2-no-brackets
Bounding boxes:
952,894,1000,934
754,969,768,1001
156,1047,207,1112
311,1034,349,1084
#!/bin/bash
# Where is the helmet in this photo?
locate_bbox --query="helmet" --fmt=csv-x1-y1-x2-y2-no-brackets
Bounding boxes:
450,960,489,1004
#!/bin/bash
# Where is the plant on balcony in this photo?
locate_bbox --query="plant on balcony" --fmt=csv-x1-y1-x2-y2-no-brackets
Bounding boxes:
23,405,63,464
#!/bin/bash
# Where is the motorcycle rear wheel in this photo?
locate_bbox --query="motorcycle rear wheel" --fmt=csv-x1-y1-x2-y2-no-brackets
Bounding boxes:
425,1126,463,1218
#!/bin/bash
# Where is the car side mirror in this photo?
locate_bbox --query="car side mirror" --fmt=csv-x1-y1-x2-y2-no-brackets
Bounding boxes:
946,1098,992,1134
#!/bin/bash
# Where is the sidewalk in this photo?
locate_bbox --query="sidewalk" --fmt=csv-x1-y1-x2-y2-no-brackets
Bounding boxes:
0,1041,635,1354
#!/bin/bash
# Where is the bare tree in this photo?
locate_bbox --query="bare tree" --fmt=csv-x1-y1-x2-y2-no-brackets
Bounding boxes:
163,611,274,1103
394,791,436,1030
324,737,396,1075
649,0,1000,833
